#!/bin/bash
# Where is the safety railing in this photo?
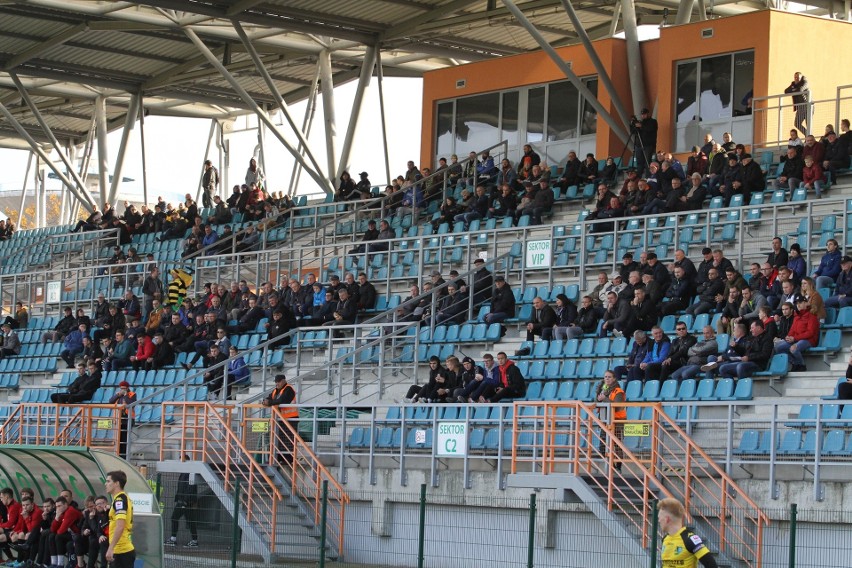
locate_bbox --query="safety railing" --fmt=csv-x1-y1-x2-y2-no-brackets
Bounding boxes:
0,403,121,453
240,404,349,558
158,402,282,554
752,84,852,149
510,401,769,568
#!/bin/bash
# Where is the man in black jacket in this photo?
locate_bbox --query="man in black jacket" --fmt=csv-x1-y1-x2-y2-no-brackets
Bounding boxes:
226,296,264,334
557,151,582,192
484,277,515,325
42,307,76,344
485,352,526,402
356,273,377,311
823,131,850,184
772,147,804,195
471,259,493,306
686,268,725,315
660,267,693,316
633,108,658,175
51,362,101,403
600,292,636,338
165,473,198,548
702,320,774,380
632,288,658,332
658,322,698,381
526,296,556,341
202,343,228,398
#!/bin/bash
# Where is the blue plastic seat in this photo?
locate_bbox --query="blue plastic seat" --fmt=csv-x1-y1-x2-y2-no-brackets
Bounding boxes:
733,430,760,455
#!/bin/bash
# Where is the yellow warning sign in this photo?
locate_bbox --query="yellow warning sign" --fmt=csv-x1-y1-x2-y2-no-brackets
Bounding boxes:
251,421,270,433
96,419,113,429
623,423,650,437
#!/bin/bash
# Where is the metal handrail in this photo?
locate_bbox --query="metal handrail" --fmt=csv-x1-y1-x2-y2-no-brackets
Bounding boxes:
0,403,121,453
510,400,769,567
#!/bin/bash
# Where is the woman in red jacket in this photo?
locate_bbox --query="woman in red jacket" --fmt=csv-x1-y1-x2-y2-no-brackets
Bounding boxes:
774,296,820,371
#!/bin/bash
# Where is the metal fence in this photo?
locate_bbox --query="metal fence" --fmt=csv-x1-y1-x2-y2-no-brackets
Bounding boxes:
752,84,852,148
152,471,852,568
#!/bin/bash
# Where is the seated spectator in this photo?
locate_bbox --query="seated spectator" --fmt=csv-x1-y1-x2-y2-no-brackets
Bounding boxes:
517,296,556,344
658,321,697,381
839,352,852,403
801,155,825,198
686,146,708,177
488,184,517,219
60,324,88,369
592,196,624,233
826,255,852,308
453,185,489,230
686,268,724,315
638,326,672,382
42,307,74,345
12,301,28,329
612,330,649,383
771,147,804,196
799,277,826,321
702,320,773,380
659,266,692,316
51,362,101,403
405,356,443,402
71,207,102,233
483,276,515,327
822,131,850,184
435,284,467,325
517,179,554,225
130,330,155,370
670,326,719,382
786,244,806,282
348,219,379,257
813,239,842,290
456,354,501,403
0,322,21,358
600,291,635,338
767,237,789,270
150,331,175,370
417,356,460,403
481,352,526,402
553,294,580,340
556,151,582,192
103,329,133,371
632,288,657,332
716,287,742,335
431,198,461,231
774,295,819,371
579,153,598,185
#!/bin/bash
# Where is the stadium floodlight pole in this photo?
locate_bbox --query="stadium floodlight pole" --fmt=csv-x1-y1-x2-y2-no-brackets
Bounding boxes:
183,28,332,195
335,44,377,182
561,0,631,129
108,93,140,206
500,0,629,144
9,72,99,210
621,0,647,114
0,101,95,214
231,19,332,194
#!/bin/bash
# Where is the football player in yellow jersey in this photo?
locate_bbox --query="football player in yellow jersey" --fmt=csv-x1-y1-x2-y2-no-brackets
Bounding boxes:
658,498,718,568
105,470,135,568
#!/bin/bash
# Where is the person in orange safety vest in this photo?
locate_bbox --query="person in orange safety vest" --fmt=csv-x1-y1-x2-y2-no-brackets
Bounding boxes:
262,374,298,466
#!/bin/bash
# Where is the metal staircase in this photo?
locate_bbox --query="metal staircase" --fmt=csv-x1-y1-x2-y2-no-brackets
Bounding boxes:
507,401,769,568
156,402,348,562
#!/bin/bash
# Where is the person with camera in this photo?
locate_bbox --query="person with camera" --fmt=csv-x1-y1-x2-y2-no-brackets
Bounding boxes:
596,370,626,470
631,108,658,176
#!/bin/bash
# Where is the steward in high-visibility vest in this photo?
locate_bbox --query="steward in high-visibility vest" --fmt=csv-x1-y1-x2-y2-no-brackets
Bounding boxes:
595,370,626,470
109,381,137,459
262,374,298,466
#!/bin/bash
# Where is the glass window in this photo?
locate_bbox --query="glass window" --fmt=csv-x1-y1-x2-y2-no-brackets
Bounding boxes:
435,101,454,159
676,61,698,124
454,93,499,152
527,87,545,143
501,91,519,147
547,81,579,141
580,78,598,136
733,51,754,116
699,55,732,120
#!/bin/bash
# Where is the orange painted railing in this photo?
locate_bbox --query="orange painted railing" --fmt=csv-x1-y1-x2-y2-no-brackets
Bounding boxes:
510,401,769,568
240,404,349,559
0,403,121,453
159,403,282,554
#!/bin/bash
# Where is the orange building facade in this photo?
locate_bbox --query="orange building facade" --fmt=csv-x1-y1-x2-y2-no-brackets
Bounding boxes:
420,9,852,169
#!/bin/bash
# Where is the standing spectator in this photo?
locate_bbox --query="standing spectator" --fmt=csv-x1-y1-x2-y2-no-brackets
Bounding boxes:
165,472,198,548
141,267,164,323
774,296,820,371
244,157,264,190
201,159,219,208
633,109,658,175
784,72,810,135
595,370,625,470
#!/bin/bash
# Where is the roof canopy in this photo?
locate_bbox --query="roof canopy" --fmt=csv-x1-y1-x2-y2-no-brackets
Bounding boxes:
0,0,789,149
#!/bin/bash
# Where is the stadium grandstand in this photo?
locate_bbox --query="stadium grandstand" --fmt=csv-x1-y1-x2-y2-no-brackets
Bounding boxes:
1,1,852,567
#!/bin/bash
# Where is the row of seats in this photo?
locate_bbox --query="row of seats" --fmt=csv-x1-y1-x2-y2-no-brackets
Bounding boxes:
735,429,852,457
522,378,754,403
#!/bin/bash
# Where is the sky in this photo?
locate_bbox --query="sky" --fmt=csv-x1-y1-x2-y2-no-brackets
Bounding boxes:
0,77,423,207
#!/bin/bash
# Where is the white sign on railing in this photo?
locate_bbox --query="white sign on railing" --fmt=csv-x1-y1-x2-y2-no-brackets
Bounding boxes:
525,240,552,269
46,281,61,304
437,422,467,457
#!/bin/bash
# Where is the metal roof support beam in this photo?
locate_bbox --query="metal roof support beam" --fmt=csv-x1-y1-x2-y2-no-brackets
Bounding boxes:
18,151,33,227
0,101,95,215
9,72,98,209
696,0,707,21
5,23,88,69
621,0,647,115
108,93,140,206
376,50,391,187
196,118,217,204
500,0,629,144
383,0,480,41
139,98,149,205
336,45,377,182
287,65,320,198
94,96,110,207
561,0,630,129
675,0,696,24
318,49,337,194
231,20,330,191
609,1,622,36
183,28,332,195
